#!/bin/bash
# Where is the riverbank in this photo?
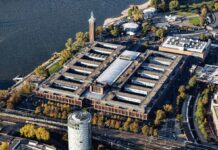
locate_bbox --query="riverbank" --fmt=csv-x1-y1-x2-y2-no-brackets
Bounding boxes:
103,0,151,27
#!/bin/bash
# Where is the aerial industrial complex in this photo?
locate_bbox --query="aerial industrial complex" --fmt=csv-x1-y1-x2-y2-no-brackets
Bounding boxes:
1,1,218,149
35,40,183,120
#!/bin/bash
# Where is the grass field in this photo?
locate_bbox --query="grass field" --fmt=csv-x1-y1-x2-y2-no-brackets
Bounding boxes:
177,11,196,16
189,17,201,26
180,0,214,9
48,61,61,75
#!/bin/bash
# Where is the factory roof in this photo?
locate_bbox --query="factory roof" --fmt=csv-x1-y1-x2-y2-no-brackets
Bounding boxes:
87,50,183,112
96,50,140,85
196,65,218,85
38,42,183,114
39,42,125,97
161,36,210,53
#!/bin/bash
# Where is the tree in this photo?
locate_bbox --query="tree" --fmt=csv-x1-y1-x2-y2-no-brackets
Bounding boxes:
144,41,149,48
35,127,50,141
188,76,197,88
141,125,149,136
110,27,120,37
130,121,139,133
163,104,173,112
96,26,103,37
97,144,104,150
123,118,131,131
34,65,49,77
154,109,166,126
201,7,208,17
0,142,9,150
153,129,158,137
115,120,121,129
156,28,165,39
62,133,68,142
178,85,185,94
35,106,42,114
109,119,116,128
169,0,179,11
20,124,36,139
158,0,167,11
151,26,157,33
128,6,143,22
65,38,73,51
6,102,14,109
142,22,149,34
92,114,98,125
176,114,183,122
214,2,218,11
150,0,158,9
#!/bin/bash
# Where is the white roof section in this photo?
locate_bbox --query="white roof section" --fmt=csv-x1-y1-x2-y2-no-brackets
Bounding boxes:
69,111,91,123
96,50,140,85
122,22,139,29
143,7,156,14
162,36,210,53
196,65,218,85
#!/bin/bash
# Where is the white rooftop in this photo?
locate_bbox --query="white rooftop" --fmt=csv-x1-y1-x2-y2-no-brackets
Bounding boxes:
162,36,210,53
122,22,139,29
196,65,218,85
143,7,156,13
96,50,140,85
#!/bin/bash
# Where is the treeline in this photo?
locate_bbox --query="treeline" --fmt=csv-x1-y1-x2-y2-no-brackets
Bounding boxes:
34,32,88,77
92,112,157,136
150,0,180,12
0,81,33,110
20,124,50,141
35,101,71,120
151,0,218,12
128,6,144,22
195,85,215,140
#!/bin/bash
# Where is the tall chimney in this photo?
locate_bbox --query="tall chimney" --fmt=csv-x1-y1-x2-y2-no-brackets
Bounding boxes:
88,11,95,45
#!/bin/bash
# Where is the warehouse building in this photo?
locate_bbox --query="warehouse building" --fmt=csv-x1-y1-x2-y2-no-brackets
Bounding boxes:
159,36,211,59
195,65,218,85
35,42,183,120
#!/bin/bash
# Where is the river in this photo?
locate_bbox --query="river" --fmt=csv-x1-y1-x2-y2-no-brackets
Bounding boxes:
0,0,145,89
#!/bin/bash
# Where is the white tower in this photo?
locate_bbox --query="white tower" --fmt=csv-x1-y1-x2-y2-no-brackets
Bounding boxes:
68,111,92,150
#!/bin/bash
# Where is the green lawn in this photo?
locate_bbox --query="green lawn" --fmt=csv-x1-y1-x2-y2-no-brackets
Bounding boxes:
180,0,214,9
189,17,200,26
177,11,196,16
48,61,61,75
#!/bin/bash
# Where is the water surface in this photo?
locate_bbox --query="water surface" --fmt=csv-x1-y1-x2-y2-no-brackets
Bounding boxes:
0,0,144,88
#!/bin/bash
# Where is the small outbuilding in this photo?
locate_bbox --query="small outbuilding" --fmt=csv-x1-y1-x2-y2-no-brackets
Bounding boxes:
143,7,157,19
122,22,139,35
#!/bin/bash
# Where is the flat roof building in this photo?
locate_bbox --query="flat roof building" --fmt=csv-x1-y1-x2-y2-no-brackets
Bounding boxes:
159,36,211,59
195,65,218,85
36,42,183,120
143,7,156,19
122,22,139,36
211,90,218,136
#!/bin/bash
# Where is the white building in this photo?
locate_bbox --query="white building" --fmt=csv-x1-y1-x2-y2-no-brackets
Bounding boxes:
165,15,177,22
143,7,156,19
68,111,92,150
211,90,218,136
159,36,211,59
122,22,139,35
